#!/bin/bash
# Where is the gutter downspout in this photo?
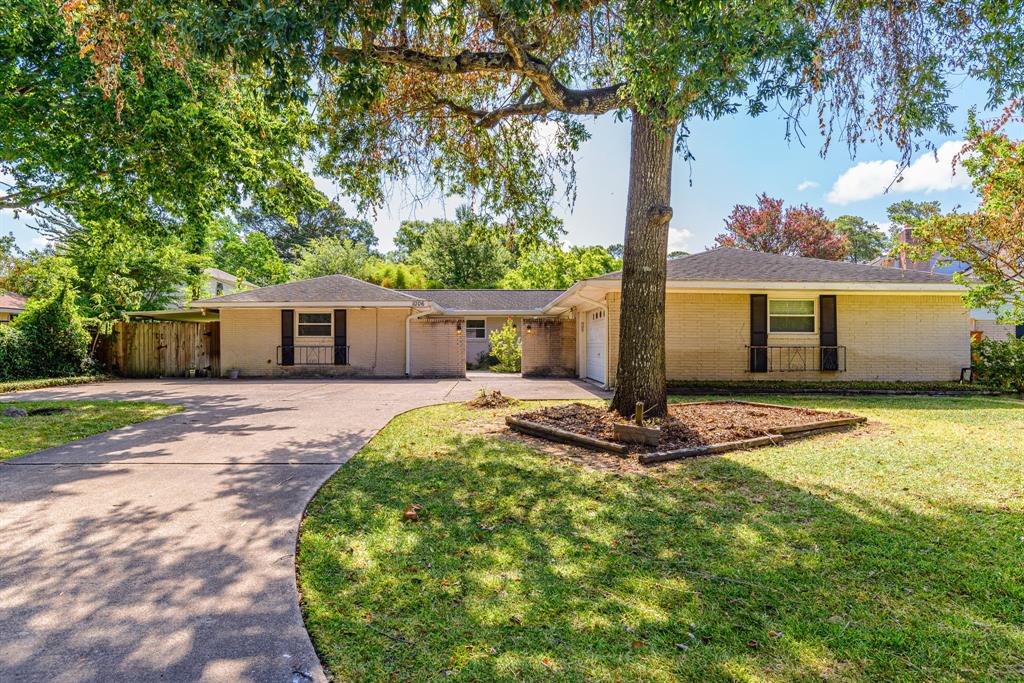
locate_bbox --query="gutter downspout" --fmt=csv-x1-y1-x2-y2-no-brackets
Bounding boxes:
405,307,435,377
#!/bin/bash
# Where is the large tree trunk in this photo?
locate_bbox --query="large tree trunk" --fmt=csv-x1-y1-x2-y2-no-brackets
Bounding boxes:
609,111,677,418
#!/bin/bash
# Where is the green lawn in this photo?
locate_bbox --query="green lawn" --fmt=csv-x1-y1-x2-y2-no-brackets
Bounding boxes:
0,400,183,461
298,396,1024,682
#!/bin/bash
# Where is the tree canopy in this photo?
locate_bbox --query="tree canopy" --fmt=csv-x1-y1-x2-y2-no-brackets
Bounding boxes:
1,0,318,250
500,244,620,289
716,195,849,261
208,219,290,287
834,215,889,263
407,209,513,288
236,200,377,261
910,121,1024,323
292,237,373,281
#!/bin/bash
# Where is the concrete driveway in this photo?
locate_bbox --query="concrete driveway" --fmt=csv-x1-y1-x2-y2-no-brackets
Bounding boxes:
0,376,606,683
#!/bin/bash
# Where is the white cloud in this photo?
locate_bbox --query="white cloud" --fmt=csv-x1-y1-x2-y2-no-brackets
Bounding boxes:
796,180,819,191
668,227,692,253
826,140,972,205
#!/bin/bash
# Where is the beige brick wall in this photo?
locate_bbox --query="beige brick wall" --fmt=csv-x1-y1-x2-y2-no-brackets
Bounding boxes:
971,318,1016,341
410,317,466,378
522,317,576,377
220,307,412,377
605,291,970,384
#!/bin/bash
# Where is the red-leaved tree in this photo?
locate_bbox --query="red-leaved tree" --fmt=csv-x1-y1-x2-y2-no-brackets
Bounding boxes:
716,194,849,260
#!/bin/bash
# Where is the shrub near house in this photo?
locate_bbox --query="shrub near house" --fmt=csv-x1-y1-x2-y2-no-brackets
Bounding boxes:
0,290,92,380
488,318,522,373
973,336,1024,392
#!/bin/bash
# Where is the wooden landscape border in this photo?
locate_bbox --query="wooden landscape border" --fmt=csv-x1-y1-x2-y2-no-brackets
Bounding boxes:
505,400,866,464
505,416,628,454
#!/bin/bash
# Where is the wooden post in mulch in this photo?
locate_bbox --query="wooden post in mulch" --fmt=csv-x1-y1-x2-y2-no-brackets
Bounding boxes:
613,400,661,446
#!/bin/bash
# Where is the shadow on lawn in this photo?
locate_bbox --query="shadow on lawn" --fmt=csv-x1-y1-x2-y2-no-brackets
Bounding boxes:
299,431,1024,682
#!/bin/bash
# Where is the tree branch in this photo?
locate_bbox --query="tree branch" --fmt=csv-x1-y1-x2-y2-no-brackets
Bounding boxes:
328,35,624,120
328,45,518,75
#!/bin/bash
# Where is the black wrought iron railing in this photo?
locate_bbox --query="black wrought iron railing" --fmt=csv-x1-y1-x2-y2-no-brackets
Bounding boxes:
277,345,350,366
747,345,846,373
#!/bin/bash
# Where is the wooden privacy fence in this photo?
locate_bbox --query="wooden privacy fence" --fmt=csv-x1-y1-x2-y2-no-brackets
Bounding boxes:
98,321,220,378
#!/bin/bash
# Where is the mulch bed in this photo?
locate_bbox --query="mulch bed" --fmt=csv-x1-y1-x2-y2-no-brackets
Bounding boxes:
513,401,860,455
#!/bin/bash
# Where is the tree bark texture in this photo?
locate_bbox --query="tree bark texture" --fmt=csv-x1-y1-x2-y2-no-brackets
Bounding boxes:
609,111,677,418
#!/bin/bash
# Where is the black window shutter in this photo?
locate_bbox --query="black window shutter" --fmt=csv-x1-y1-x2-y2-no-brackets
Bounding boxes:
1017,324,1024,340
281,310,294,365
750,294,768,372
820,295,838,371
334,310,347,365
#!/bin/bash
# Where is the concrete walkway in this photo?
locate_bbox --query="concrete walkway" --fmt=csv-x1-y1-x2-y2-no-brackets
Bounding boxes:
0,377,606,683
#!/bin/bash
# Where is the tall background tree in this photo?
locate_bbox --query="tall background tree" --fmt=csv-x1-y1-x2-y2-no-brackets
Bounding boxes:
887,200,944,241
716,195,849,260
407,208,513,288
292,237,373,281
833,215,888,263
501,244,621,289
236,200,377,261
56,0,1024,415
207,219,290,287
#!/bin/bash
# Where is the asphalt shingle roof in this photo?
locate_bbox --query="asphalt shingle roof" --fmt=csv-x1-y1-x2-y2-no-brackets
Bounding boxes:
399,289,565,312
592,247,958,284
194,275,425,305
0,292,27,311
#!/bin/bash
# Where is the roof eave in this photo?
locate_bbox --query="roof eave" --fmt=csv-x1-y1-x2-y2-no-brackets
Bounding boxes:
437,308,551,316
662,280,965,292
191,300,431,308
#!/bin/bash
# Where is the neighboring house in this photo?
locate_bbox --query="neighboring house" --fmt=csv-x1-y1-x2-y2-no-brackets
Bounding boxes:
187,248,973,384
202,268,253,299
875,228,1019,340
170,268,254,309
0,292,27,324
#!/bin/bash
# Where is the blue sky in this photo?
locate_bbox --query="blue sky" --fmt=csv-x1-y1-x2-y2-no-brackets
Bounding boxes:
3,77,1013,254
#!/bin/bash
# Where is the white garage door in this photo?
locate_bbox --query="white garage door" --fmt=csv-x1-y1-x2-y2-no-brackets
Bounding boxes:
586,309,607,384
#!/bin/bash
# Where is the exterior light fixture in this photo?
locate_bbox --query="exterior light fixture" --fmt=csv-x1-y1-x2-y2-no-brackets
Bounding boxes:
455,321,463,335
526,323,533,334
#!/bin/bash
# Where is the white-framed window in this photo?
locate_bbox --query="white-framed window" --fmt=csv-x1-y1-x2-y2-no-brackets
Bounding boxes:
466,319,486,339
768,299,816,333
297,312,332,337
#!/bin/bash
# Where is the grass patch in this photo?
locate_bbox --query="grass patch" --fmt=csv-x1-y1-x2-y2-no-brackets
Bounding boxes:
299,395,1024,682
0,375,108,394
0,400,182,461
667,379,1005,395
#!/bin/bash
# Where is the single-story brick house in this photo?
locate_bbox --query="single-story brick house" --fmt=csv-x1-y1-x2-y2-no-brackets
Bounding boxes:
0,292,27,324
189,247,974,384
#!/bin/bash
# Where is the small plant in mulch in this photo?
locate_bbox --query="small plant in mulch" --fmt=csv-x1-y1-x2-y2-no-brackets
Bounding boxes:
466,388,517,409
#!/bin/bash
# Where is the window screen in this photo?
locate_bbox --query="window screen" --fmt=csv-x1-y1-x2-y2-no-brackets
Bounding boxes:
768,300,815,333
297,312,332,336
